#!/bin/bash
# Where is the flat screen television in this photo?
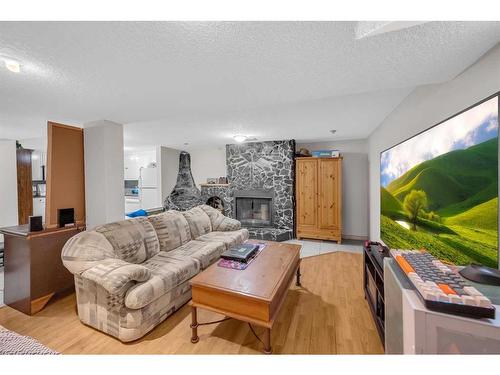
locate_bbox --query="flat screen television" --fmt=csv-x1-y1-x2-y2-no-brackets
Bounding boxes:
380,93,499,269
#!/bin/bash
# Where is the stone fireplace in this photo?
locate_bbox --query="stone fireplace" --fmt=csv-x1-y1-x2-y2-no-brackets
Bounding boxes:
199,140,295,241
226,140,295,241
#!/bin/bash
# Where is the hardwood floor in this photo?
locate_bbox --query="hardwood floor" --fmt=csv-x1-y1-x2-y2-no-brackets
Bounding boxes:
0,252,384,354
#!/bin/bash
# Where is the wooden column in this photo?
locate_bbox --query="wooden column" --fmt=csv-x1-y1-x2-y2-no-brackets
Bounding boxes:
45,122,85,228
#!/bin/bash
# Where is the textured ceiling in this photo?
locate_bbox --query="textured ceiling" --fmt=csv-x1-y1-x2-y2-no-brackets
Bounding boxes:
0,21,499,147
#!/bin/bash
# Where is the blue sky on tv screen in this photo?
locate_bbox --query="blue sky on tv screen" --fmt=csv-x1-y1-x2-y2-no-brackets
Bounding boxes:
381,96,498,187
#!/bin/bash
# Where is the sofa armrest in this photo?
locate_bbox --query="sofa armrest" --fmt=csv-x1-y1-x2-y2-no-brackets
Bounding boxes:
62,230,117,275
81,258,151,295
215,217,242,231
199,204,242,231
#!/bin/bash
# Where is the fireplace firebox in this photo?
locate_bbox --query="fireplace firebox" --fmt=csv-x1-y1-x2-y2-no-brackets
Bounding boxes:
234,190,273,228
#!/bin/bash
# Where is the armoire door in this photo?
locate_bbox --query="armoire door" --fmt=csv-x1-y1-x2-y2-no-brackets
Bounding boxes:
296,158,318,231
318,159,340,231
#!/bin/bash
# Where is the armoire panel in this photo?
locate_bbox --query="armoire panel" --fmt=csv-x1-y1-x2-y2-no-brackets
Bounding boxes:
296,158,318,229
318,158,340,230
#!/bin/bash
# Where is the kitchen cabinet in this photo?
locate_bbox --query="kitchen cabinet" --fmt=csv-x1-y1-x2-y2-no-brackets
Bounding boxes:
124,150,156,180
125,197,141,215
33,197,46,222
31,150,46,181
124,156,139,180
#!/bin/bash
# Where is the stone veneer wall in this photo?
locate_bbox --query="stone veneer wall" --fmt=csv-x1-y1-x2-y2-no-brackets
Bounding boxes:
226,140,295,241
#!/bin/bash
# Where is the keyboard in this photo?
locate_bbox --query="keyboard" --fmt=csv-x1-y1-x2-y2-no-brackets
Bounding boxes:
391,249,496,319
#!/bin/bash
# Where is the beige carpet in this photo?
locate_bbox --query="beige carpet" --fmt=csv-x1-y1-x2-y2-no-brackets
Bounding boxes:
0,325,58,355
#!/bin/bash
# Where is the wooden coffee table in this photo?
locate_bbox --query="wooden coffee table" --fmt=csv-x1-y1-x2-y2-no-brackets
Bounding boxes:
189,241,301,354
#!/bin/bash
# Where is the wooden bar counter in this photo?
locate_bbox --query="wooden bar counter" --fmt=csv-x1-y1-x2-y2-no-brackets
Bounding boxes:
0,224,84,315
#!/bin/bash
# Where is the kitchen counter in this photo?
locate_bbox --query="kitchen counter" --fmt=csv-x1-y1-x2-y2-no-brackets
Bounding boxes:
0,224,84,315
0,224,82,238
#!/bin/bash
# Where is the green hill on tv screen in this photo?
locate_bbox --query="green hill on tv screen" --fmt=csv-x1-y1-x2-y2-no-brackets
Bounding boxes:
380,96,499,267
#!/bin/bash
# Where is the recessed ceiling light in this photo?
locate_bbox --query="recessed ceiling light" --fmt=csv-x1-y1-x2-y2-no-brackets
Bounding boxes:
4,59,21,73
233,134,247,143
330,129,337,135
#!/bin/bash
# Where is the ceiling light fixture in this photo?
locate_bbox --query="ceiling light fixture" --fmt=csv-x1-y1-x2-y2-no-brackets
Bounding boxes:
233,134,247,143
4,58,21,73
330,129,337,135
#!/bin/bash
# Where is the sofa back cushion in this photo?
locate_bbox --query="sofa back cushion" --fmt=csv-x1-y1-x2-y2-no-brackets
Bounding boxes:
182,206,212,238
147,210,192,252
94,217,160,263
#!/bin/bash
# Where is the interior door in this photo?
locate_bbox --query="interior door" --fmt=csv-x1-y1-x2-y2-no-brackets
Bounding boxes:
318,159,340,230
296,159,318,230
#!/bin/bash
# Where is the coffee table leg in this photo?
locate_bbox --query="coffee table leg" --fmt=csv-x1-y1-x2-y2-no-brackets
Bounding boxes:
190,306,199,343
263,328,272,354
296,265,302,287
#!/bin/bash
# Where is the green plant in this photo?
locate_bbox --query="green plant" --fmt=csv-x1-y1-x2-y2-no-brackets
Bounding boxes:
422,210,441,223
403,190,428,230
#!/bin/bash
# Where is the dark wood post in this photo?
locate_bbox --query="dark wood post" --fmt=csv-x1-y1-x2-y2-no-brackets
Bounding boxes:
263,328,272,354
190,305,199,343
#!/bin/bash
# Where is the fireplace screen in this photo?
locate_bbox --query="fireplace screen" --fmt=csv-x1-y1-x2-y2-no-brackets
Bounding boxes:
235,197,272,227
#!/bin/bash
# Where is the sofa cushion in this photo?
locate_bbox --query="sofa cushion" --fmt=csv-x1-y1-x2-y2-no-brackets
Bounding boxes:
195,229,250,250
182,206,212,238
147,211,192,252
173,240,225,269
82,258,151,296
124,251,200,309
94,217,160,264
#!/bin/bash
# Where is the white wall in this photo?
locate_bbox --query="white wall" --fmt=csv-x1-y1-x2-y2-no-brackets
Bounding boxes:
368,43,500,240
84,120,125,229
298,139,369,239
0,140,19,242
189,146,227,187
18,137,47,152
158,146,180,203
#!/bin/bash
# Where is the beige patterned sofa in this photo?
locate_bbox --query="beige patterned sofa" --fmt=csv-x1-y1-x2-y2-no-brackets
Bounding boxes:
61,205,248,342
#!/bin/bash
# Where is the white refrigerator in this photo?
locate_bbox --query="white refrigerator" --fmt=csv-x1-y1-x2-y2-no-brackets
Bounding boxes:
139,166,158,209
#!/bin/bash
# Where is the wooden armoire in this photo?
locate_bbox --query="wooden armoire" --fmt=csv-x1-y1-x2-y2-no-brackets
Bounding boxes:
295,157,342,243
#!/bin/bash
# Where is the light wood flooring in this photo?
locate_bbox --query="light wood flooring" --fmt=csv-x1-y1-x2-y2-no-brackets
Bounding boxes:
0,252,383,354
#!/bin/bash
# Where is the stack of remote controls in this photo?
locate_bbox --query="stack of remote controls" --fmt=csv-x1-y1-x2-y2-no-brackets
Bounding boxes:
391,249,496,319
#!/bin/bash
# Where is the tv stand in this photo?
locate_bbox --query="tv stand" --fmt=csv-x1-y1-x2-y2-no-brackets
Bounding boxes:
363,241,390,345
384,257,500,353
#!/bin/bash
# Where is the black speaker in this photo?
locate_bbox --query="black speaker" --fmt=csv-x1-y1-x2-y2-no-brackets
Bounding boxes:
29,215,43,232
58,208,75,228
